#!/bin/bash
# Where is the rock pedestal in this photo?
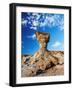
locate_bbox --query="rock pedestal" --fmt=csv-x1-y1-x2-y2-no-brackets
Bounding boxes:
30,32,50,64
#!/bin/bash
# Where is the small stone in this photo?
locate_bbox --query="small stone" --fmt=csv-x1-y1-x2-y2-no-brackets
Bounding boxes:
36,59,46,71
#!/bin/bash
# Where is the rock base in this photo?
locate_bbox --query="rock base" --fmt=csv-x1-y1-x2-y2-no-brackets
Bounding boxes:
21,51,64,77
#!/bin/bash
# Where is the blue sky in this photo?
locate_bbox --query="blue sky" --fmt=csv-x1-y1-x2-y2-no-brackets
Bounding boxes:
21,12,64,55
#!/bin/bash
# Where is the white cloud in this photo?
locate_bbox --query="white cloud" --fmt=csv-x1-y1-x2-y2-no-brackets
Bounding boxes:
27,34,36,40
30,26,37,30
36,14,40,20
52,41,61,48
32,20,39,26
38,14,64,31
22,13,64,31
46,16,54,24
53,15,64,31
40,21,46,27
28,21,31,24
32,13,40,20
59,18,64,31
21,19,28,25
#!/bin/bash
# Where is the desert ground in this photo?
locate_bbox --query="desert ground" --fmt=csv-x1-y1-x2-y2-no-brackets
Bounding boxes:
21,51,64,77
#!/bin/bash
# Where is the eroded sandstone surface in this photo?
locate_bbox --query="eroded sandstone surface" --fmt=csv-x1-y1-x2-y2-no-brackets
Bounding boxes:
21,32,64,77
21,51,64,77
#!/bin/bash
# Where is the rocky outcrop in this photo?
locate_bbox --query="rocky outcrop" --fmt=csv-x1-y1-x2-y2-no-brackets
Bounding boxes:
21,51,64,77
21,32,64,77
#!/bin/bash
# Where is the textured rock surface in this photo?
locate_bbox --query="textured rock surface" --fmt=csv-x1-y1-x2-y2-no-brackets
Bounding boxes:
21,51,64,77
21,32,64,77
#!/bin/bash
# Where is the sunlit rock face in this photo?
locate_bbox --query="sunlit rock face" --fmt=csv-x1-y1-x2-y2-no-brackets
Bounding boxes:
36,32,50,50
30,32,50,64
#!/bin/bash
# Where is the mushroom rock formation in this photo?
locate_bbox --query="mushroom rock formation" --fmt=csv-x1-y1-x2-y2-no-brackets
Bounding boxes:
30,32,50,65
35,32,50,50
22,32,64,77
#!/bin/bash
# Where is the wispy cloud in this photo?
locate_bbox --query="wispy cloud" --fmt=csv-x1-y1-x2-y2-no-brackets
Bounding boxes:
21,19,28,25
30,26,37,30
22,13,64,31
52,41,61,48
27,34,36,40
32,13,40,20
32,20,39,26
45,15,64,31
